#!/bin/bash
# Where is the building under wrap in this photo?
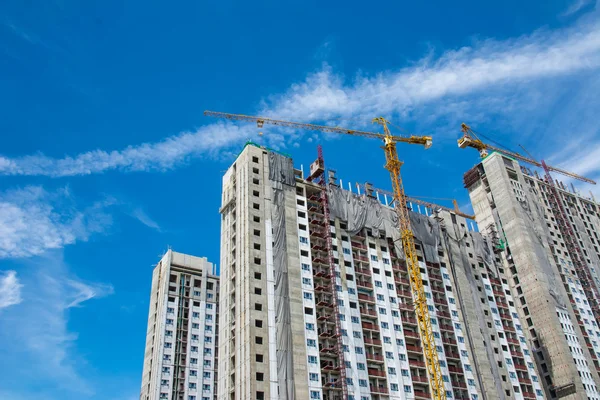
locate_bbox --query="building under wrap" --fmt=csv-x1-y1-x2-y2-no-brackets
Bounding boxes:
217,143,546,400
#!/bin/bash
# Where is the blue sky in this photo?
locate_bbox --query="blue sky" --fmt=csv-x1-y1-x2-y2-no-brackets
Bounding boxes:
1,1,599,399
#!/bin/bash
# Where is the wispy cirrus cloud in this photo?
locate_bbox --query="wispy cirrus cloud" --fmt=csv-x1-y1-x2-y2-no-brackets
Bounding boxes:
129,208,161,232
562,0,596,16
0,16,599,178
0,270,22,309
0,186,114,258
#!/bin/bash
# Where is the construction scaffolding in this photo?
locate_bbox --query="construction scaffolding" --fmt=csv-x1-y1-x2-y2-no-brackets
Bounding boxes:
308,146,348,400
541,161,600,326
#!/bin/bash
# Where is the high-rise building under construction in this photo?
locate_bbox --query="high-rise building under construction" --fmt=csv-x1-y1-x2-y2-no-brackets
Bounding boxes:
217,143,546,400
140,250,220,400
465,152,600,400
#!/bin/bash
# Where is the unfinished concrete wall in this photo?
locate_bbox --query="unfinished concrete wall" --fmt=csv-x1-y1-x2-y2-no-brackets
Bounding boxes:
467,152,599,399
218,144,309,400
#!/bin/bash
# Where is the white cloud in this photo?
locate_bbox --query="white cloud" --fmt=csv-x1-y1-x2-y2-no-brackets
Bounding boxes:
129,208,161,232
0,270,23,309
0,186,114,258
0,17,599,177
562,0,595,16
0,122,254,177
0,252,113,396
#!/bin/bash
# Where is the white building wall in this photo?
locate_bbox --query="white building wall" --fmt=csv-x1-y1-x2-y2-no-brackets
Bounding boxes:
140,250,219,400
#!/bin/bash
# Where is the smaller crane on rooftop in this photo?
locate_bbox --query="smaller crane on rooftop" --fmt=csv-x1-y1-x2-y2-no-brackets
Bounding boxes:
356,183,475,220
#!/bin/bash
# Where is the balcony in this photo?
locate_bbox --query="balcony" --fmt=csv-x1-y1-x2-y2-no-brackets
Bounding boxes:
439,323,454,332
429,272,442,281
368,368,385,377
496,300,509,309
360,308,377,317
370,385,389,394
412,375,428,384
355,266,371,275
442,336,457,345
406,344,423,354
448,365,463,374
366,353,384,362
501,320,515,331
514,363,527,371
506,337,519,345
397,290,412,298
409,359,426,368
518,376,532,384
510,348,524,358
452,381,467,389
522,391,536,399
404,330,419,339
357,280,373,289
431,286,445,294
364,337,382,346
445,351,460,360
433,297,447,306
404,316,418,325
414,389,431,399
351,241,367,250
362,321,377,331
355,255,369,263
392,263,406,272
358,293,375,303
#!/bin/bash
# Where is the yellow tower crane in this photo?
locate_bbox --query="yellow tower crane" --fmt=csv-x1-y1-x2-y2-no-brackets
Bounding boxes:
204,110,447,400
458,123,596,185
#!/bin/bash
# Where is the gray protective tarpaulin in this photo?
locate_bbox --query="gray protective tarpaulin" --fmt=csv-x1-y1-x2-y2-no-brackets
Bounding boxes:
327,185,398,236
408,212,441,263
471,232,496,276
328,185,403,256
269,152,296,187
328,186,447,262
443,225,506,400
268,152,295,400
520,187,566,308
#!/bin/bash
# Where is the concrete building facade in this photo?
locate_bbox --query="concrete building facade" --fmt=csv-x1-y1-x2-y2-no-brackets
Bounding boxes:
465,152,600,400
140,250,219,400
218,143,543,400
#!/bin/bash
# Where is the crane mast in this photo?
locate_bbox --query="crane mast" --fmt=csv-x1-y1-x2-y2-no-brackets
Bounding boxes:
377,118,447,400
205,110,446,400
